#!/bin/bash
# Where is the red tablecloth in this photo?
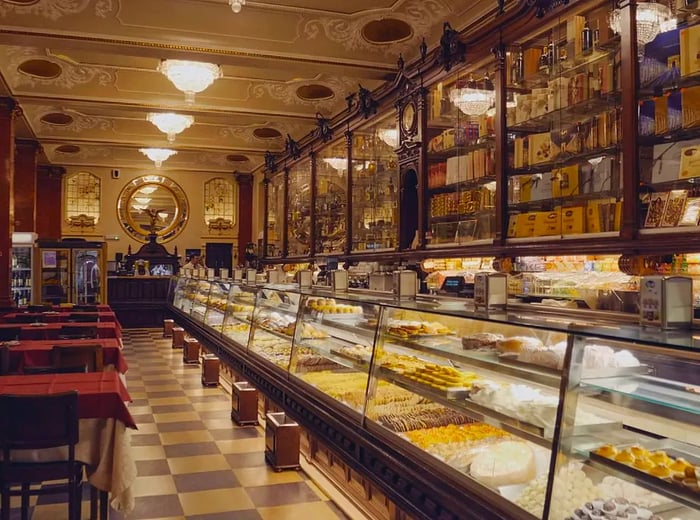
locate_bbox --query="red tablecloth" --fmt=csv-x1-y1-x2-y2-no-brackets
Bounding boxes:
0,322,121,340
5,338,127,374
1,311,117,324
50,305,112,312
0,371,135,429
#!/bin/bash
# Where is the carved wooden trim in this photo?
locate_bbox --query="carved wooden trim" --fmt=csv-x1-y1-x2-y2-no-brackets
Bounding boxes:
435,22,466,72
528,0,570,18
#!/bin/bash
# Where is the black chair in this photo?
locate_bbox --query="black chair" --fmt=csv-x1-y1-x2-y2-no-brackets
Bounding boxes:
22,364,88,375
8,314,40,324
73,305,98,312
52,345,104,372
58,326,99,340
0,346,8,376
68,314,99,323
0,391,84,520
0,328,21,342
27,304,51,313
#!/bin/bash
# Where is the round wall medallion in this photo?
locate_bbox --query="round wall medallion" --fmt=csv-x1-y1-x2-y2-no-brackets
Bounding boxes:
18,59,62,79
226,154,249,163
55,144,81,154
2,0,40,4
41,112,73,126
401,102,416,133
296,84,334,101
362,18,413,44
253,127,282,139
117,175,189,243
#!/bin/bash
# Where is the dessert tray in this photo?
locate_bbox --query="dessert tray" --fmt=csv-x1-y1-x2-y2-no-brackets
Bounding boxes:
589,439,700,509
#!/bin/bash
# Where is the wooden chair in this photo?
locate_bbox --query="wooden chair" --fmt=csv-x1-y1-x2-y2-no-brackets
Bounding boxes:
51,345,104,372
8,314,40,324
0,327,21,342
27,304,51,312
0,391,84,520
0,346,9,375
23,364,88,375
68,313,100,323
58,326,99,340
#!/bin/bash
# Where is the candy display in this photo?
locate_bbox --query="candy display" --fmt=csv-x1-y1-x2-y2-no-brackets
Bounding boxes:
306,297,363,314
470,441,536,487
404,423,509,450
564,497,668,520
386,319,454,338
517,464,599,519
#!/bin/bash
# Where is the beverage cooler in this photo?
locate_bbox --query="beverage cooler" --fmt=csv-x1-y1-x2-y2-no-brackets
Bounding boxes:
33,240,106,305
11,232,36,306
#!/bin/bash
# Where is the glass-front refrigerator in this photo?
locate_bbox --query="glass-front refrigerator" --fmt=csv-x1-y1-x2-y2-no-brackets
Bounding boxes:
34,240,106,305
11,232,36,307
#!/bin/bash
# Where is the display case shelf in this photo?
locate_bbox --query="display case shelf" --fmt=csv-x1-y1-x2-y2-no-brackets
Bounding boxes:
428,140,495,162
429,175,497,195
507,146,620,176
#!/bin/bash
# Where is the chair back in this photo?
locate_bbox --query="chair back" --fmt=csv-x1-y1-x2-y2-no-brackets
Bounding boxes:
67,313,99,323
0,327,21,341
0,391,79,452
0,345,9,375
27,304,51,312
72,305,98,312
9,314,40,324
58,325,99,340
23,364,88,375
51,344,104,372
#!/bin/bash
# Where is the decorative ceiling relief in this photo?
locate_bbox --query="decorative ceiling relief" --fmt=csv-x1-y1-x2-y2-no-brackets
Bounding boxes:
195,152,251,169
46,144,113,161
250,76,354,115
5,47,115,88
0,0,114,20
32,106,114,133
218,121,307,147
302,0,450,57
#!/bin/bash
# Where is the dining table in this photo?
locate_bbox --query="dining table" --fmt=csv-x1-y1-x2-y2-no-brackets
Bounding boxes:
0,321,122,340
0,310,119,324
0,371,137,512
2,338,128,374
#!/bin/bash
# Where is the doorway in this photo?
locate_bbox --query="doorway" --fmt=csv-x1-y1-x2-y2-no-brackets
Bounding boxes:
205,243,233,275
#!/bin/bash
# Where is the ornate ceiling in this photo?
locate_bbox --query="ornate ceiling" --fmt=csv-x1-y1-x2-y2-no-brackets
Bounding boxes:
0,0,495,174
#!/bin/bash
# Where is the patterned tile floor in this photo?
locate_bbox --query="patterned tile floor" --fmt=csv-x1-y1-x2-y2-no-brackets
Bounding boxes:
10,328,351,520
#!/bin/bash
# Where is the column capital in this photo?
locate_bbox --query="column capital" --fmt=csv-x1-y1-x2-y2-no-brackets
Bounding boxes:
15,138,41,153
234,173,254,185
0,97,21,119
37,165,66,177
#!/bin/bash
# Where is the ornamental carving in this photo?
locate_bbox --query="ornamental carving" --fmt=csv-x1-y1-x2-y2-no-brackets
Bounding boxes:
528,0,570,17
218,122,306,148
32,106,113,133
250,76,354,115
5,47,115,88
302,0,449,57
0,0,114,20
66,213,96,229
314,112,333,143
47,144,113,161
435,22,466,72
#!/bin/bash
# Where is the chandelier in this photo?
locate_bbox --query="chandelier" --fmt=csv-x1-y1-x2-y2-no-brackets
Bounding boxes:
147,113,194,142
158,60,222,104
378,128,398,148
608,2,675,59
449,77,495,116
229,0,245,13
139,148,177,168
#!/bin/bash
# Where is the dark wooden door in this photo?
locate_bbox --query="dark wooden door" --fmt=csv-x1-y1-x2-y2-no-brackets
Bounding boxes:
205,243,233,275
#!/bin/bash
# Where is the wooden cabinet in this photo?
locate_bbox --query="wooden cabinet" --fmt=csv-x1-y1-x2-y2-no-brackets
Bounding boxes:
107,276,171,328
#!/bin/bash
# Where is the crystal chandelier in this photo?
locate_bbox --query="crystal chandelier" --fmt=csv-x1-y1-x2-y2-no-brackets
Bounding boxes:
378,128,398,148
147,113,194,142
608,2,675,59
139,148,177,168
449,77,495,116
158,60,222,104
229,0,245,13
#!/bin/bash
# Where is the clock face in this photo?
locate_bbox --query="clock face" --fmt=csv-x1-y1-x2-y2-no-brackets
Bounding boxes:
402,102,416,132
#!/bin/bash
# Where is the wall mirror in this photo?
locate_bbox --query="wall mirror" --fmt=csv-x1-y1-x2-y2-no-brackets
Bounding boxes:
117,175,189,242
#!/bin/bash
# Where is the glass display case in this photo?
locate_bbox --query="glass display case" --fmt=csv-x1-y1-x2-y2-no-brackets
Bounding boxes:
203,280,231,332
287,161,312,257
351,114,399,252
505,1,623,240
169,276,700,520
171,275,190,311
316,141,348,255
247,287,301,369
189,279,212,322
266,174,285,258
637,8,700,234
289,295,380,415
426,57,497,246
220,284,257,346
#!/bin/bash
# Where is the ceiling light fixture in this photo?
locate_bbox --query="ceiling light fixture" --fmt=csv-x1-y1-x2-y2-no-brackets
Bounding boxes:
449,76,495,116
378,128,398,148
608,2,675,59
139,148,177,168
158,59,222,104
147,113,194,142
229,0,246,13
138,186,158,195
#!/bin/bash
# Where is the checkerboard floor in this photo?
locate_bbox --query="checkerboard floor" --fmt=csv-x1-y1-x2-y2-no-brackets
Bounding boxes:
10,328,351,520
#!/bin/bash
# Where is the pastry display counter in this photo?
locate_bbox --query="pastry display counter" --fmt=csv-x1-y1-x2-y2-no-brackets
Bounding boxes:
168,274,700,520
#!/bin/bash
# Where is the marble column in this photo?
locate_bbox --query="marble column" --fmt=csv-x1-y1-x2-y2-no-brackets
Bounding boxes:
236,173,254,264
36,165,65,240
14,139,40,232
0,98,19,308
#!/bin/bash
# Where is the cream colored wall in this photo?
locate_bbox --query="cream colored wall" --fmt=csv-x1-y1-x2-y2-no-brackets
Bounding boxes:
60,166,257,265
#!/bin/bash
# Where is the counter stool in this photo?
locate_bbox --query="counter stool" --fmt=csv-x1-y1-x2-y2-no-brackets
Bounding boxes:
163,319,174,338
201,354,219,386
183,337,200,364
171,327,185,349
